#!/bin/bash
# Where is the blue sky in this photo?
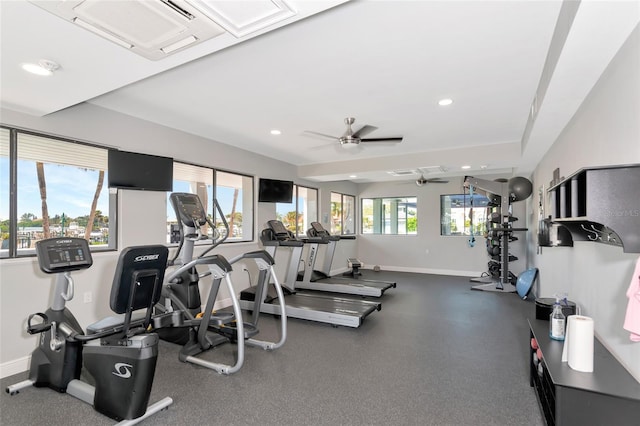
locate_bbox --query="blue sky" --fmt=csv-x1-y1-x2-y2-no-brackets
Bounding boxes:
1,158,110,221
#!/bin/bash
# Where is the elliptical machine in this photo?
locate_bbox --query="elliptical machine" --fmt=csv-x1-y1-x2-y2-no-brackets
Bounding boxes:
6,238,173,424
154,192,286,374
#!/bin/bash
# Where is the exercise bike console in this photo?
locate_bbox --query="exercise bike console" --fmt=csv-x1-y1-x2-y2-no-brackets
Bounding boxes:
36,237,93,274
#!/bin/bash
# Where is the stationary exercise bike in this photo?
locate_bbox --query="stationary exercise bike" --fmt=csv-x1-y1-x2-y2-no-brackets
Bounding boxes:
6,237,173,424
154,192,286,374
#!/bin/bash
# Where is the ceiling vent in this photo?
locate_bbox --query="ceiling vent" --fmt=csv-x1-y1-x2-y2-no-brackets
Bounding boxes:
387,170,418,177
30,0,290,60
417,166,448,174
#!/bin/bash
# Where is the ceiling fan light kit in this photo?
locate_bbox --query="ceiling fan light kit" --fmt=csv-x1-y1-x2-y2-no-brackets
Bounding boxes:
304,117,403,150
340,141,360,148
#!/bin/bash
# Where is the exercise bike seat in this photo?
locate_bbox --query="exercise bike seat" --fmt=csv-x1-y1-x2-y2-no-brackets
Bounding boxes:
86,245,170,338
87,311,148,335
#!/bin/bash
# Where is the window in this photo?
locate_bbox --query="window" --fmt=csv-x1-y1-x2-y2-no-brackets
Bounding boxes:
167,162,214,243
361,197,417,235
440,194,491,236
276,185,318,237
330,192,355,235
215,170,253,242
1,127,114,258
167,164,254,243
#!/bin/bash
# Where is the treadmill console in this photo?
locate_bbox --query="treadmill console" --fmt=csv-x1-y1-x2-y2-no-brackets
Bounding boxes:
310,222,330,237
36,237,93,274
170,192,207,228
268,220,290,239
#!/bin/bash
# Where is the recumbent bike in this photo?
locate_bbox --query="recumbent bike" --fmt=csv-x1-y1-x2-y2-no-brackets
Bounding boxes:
6,237,173,424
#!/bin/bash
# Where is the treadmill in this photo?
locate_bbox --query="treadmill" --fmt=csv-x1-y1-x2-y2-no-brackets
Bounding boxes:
239,221,381,328
295,222,396,297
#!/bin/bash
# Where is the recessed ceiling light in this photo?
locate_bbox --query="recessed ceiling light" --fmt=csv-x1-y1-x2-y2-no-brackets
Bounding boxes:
270,129,281,135
22,59,60,76
438,98,454,106
349,175,357,178
461,165,471,170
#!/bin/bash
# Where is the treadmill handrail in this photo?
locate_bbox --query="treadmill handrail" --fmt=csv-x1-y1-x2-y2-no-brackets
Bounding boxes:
299,236,330,244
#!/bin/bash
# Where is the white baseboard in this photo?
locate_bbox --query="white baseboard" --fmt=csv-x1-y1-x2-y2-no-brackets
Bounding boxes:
362,265,485,278
214,297,232,310
1,355,29,379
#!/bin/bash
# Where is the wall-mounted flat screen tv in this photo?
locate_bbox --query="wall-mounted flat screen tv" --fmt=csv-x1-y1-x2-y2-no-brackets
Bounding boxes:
108,150,173,192
258,178,294,203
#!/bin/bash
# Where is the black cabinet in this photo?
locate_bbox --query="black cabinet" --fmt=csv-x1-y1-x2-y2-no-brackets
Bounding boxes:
547,165,640,253
528,319,640,426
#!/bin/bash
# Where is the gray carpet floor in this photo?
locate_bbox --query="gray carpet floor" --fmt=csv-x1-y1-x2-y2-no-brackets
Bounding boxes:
1,271,544,425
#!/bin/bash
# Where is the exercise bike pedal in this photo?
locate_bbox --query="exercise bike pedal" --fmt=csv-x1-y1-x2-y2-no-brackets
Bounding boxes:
27,313,52,334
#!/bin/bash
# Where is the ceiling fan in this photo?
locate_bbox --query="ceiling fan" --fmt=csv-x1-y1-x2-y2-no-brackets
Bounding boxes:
415,175,449,187
304,117,403,148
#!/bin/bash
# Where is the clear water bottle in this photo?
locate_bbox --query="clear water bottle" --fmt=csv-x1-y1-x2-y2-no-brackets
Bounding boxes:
549,298,566,340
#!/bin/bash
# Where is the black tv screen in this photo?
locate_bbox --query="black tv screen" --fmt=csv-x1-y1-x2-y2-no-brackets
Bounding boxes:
258,178,294,203
108,150,173,192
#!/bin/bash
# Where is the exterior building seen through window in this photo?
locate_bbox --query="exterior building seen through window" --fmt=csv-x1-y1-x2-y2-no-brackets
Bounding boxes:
361,197,417,235
440,193,491,236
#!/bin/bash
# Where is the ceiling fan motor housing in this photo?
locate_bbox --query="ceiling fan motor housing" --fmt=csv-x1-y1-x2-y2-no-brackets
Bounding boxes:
340,136,360,145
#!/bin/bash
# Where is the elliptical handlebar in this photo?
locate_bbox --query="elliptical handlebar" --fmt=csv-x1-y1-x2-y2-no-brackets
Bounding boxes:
166,253,232,283
199,198,229,258
168,193,230,265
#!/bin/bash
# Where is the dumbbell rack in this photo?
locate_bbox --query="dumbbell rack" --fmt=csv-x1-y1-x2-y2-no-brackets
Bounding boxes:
474,224,527,291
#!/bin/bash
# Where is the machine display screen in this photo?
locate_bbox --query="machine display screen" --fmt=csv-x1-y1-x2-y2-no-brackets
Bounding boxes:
36,238,93,274
173,193,206,226
46,245,86,266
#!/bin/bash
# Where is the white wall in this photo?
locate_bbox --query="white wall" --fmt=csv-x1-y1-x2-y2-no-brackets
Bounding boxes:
356,176,530,277
528,25,640,380
0,103,357,377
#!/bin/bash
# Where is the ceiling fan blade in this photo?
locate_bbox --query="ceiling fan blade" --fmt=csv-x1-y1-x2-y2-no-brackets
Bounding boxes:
426,179,449,183
352,125,378,138
303,130,338,141
361,137,403,143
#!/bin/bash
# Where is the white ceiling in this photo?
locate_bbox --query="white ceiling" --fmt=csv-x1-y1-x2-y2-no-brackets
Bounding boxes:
1,1,638,183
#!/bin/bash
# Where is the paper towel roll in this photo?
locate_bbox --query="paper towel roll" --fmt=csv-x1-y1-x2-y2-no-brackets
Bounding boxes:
561,315,594,372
